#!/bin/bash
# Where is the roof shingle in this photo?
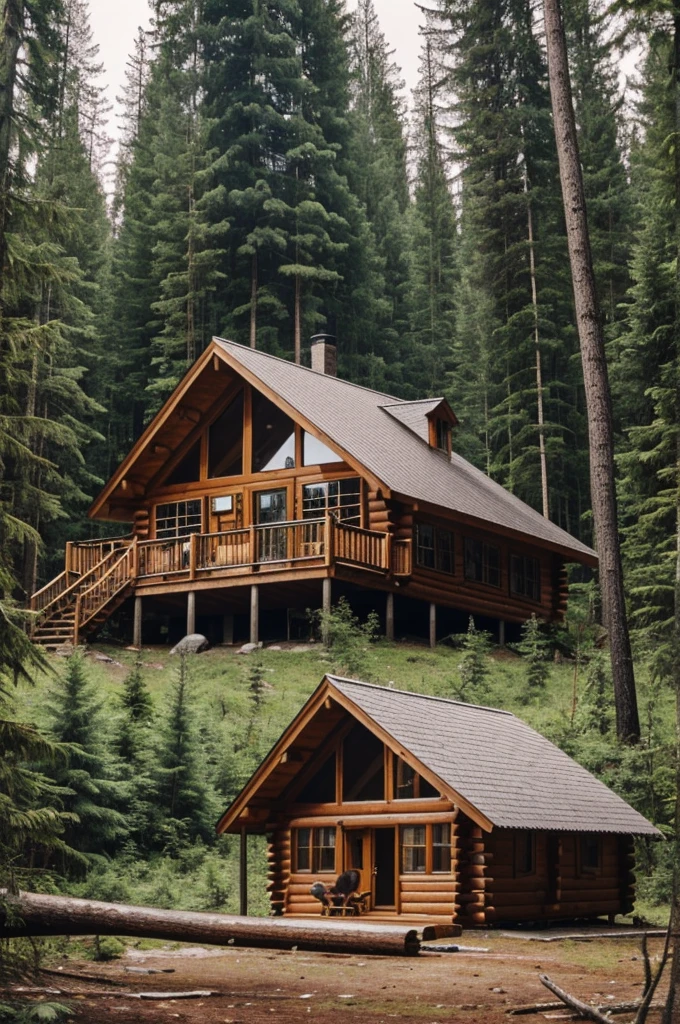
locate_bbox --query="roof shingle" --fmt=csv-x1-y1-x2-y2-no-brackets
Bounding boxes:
328,677,659,835
215,339,596,563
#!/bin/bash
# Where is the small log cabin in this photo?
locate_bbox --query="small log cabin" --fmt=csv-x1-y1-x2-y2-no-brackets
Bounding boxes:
30,335,597,647
217,676,659,926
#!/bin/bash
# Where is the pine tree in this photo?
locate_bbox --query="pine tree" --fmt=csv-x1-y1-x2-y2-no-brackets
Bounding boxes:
43,653,128,859
455,616,492,701
514,613,551,693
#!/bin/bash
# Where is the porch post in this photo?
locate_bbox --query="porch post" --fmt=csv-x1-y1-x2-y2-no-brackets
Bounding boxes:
385,591,394,641
498,619,506,646
222,613,234,645
321,577,332,645
187,591,196,635
133,596,143,648
429,602,437,649
250,584,259,644
239,826,248,916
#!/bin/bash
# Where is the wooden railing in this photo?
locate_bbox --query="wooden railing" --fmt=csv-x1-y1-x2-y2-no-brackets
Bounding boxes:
31,543,134,633
332,521,389,572
74,546,136,642
392,538,413,576
137,537,192,577
30,570,80,613
67,536,132,576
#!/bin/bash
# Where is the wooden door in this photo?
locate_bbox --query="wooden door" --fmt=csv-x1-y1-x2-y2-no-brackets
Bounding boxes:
373,827,396,909
344,829,371,896
254,489,288,561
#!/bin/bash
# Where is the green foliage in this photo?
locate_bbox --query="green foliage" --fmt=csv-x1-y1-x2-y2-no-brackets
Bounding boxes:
313,596,380,678
514,615,552,696
453,617,493,702
0,1003,72,1023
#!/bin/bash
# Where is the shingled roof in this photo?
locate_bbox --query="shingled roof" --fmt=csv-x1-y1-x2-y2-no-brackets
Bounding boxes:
214,339,596,564
325,677,658,835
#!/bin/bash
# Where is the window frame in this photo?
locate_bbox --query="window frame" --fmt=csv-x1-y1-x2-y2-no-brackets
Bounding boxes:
155,499,202,540
578,833,601,876
513,830,536,877
400,825,427,874
301,477,362,525
399,822,453,875
294,826,337,874
510,553,541,602
415,523,455,575
392,755,440,800
464,537,501,588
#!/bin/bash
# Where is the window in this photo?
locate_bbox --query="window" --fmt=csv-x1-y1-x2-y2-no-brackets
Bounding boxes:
211,495,233,514
294,827,336,873
435,419,451,454
156,499,202,539
415,523,454,574
464,537,501,587
208,391,244,478
302,478,361,524
314,827,336,872
393,755,439,800
510,554,541,602
514,831,535,876
303,431,343,466
579,834,600,874
252,391,295,472
343,723,384,800
432,824,452,872
296,753,336,803
401,826,427,873
164,440,201,486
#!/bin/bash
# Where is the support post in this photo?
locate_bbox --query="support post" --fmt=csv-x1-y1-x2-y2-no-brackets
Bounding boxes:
250,585,259,645
321,577,332,646
498,619,506,646
429,602,436,650
239,826,248,916
187,591,196,635
133,596,142,648
386,591,395,641
222,614,234,645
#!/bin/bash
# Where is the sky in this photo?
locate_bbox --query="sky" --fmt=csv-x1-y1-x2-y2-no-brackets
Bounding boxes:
88,0,425,147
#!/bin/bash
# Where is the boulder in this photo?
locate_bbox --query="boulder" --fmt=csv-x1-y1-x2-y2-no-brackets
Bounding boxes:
238,641,262,654
170,634,209,655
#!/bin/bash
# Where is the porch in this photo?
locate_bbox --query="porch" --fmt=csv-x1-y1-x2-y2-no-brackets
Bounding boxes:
29,517,412,646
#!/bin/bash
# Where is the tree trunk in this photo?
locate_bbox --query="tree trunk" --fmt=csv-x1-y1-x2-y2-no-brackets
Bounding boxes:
294,273,301,364
542,0,640,742
526,189,549,519
0,0,23,306
0,890,420,957
250,251,257,348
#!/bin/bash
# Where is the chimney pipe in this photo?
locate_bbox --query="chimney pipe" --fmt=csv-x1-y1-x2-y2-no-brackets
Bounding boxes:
310,334,337,377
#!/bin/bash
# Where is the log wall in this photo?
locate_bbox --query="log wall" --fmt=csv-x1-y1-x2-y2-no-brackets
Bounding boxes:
484,830,632,924
267,829,291,916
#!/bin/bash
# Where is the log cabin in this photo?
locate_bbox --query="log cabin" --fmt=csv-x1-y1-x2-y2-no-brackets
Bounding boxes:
217,675,659,927
30,335,597,647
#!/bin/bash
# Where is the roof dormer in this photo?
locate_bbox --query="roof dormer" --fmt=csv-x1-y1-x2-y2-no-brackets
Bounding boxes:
380,397,458,455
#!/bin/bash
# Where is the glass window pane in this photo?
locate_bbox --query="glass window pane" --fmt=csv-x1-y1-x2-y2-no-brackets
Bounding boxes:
432,824,451,873
394,755,415,798
401,825,426,873
156,499,202,539
343,723,384,800
252,391,296,472
302,478,360,524
208,391,244,478
165,440,201,485
303,431,343,465
297,828,311,871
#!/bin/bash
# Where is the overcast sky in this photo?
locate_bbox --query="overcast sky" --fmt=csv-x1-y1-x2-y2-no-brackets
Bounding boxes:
89,0,424,147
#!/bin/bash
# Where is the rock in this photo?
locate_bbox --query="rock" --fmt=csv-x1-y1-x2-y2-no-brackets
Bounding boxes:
238,642,259,654
95,653,114,663
268,645,282,651
169,634,209,655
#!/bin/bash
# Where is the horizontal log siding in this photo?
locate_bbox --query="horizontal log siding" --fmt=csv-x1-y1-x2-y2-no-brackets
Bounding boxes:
399,876,456,920
486,830,631,924
267,829,291,916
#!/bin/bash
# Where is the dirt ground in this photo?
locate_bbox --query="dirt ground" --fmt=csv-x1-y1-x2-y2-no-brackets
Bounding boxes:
12,929,671,1024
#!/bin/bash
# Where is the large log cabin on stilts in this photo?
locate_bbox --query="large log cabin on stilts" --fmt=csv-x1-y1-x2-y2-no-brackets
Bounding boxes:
30,334,596,647
217,675,659,927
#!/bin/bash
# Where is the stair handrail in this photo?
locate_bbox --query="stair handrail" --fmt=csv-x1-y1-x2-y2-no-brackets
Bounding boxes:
31,542,133,633
74,546,135,642
30,570,80,613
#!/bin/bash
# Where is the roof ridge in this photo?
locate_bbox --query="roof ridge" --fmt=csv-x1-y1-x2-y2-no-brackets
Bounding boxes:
326,675,514,717
214,337,403,404
379,397,444,408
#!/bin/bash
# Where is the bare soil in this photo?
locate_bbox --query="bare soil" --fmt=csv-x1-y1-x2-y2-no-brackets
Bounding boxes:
22,931,670,1023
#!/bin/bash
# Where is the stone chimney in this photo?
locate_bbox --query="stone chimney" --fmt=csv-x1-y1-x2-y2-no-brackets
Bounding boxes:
310,334,337,376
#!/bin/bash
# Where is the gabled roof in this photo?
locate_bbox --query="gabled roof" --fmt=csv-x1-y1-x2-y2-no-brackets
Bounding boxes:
91,337,595,564
212,340,595,563
217,676,660,837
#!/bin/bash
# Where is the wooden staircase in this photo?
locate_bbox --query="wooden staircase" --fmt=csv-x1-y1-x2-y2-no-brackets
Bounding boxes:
30,542,136,648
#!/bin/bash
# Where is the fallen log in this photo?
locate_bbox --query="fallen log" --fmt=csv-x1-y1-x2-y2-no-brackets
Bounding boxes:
538,974,614,1024
507,1000,663,1016
0,890,419,957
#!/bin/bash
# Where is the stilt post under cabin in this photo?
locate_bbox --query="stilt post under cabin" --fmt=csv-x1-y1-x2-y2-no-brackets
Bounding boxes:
239,826,248,916
322,577,331,644
250,585,259,645
133,596,142,648
386,592,395,641
187,591,196,635
429,602,437,649
498,619,506,646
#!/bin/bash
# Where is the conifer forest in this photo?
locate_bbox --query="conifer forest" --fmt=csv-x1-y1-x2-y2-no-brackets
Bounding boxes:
5,0,680,1010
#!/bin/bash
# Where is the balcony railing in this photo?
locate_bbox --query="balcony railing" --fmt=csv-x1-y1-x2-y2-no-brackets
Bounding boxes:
64,516,412,585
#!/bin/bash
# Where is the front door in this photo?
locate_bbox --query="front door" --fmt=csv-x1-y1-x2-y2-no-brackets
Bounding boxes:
255,489,288,562
344,829,372,897
373,827,396,909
